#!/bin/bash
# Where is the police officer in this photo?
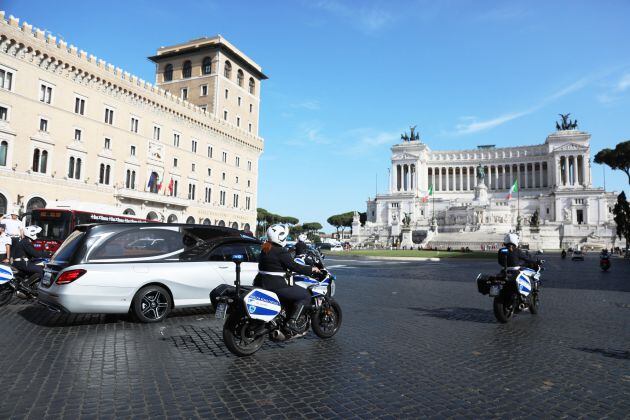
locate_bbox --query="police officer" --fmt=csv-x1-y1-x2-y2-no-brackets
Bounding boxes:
255,224,320,332
12,225,48,279
295,233,309,256
0,223,11,263
498,233,537,269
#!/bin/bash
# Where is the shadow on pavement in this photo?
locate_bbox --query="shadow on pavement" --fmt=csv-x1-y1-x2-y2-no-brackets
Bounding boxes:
574,347,630,360
408,306,495,324
17,304,213,327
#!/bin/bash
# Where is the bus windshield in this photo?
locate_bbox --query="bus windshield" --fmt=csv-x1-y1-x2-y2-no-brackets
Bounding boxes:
30,210,72,241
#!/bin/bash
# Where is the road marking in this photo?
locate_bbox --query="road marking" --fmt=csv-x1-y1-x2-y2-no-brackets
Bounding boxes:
326,264,353,269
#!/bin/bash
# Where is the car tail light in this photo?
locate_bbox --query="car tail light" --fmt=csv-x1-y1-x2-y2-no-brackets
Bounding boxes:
56,269,87,285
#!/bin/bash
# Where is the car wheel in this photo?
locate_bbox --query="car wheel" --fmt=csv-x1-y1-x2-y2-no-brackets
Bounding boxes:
131,285,172,323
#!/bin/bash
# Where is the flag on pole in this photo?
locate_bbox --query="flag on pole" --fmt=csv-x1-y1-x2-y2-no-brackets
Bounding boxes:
157,172,163,192
147,172,157,189
421,185,433,202
167,178,174,195
507,179,518,199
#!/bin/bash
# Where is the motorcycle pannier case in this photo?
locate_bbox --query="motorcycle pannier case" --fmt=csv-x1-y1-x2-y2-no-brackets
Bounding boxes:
476,274,494,295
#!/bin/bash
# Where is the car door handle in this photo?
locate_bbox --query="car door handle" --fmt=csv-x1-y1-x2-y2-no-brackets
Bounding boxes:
218,266,230,269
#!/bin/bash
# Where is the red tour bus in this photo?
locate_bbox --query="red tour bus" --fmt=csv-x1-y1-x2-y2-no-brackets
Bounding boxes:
30,208,148,253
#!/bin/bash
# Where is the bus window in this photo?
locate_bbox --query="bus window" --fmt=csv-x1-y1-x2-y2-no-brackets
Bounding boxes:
30,211,72,242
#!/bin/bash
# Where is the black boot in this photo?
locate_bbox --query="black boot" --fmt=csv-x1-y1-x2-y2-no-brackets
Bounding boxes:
286,304,305,333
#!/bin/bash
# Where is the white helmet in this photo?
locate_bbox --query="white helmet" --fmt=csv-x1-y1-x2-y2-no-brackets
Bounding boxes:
24,225,42,240
503,233,519,247
266,224,288,247
297,234,307,243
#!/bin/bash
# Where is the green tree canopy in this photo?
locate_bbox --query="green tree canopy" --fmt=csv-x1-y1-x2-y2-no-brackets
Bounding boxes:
594,140,630,184
327,211,355,236
302,222,323,232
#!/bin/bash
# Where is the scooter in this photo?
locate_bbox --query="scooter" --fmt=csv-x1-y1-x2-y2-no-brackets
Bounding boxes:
600,255,611,272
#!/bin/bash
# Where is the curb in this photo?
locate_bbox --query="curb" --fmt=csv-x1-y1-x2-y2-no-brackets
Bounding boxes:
362,256,441,262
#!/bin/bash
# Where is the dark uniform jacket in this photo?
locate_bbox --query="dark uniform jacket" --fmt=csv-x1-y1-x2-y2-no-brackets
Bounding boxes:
498,246,537,268
12,238,47,260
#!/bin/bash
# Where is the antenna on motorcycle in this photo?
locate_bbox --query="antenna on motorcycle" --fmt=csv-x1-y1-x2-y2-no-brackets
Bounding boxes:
232,254,244,296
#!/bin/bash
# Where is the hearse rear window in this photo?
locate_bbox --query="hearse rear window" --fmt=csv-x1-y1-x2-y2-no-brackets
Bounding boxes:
89,229,184,260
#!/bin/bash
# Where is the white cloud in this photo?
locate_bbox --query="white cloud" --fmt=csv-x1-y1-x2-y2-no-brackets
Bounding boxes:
310,0,396,33
615,73,630,92
290,100,321,111
449,77,591,136
596,72,630,104
285,122,330,146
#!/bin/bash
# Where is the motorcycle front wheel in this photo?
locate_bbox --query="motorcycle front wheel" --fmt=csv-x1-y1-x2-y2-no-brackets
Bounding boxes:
0,284,13,307
493,295,515,323
529,291,540,315
222,311,265,357
311,298,342,338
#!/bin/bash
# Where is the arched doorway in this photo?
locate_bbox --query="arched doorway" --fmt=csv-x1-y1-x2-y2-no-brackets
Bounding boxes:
186,216,195,224
243,223,251,232
146,211,159,221
217,220,226,227
202,218,211,225
25,196,46,224
167,214,178,223
231,222,238,229
123,208,135,216
0,193,6,216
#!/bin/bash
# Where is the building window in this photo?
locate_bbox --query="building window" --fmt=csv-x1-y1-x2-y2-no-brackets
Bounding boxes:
249,78,255,95
39,118,48,132
0,141,7,166
224,61,232,79
248,123,252,133
104,107,114,125
182,60,192,78
238,97,242,106
249,104,253,113
222,152,227,163
99,164,111,185
236,117,240,127
0,68,13,90
225,89,229,99
188,183,196,200
233,194,239,208
207,168,212,177
200,105,207,112
235,156,240,167
153,126,161,141
220,190,226,206
104,138,111,150
223,110,228,121
68,157,82,180
130,145,136,156
125,169,136,189
39,83,53,104
32,149,48,173
164,64,173,82
191,163,196,172
237,70,244,87
235,176,239,184
246,196,251,210
73,128,81,141
247,161,252,171
205,186,211,203
181,87,188,100
201,84,208,96
173,133,180,147
74,97,85,115
222,172,226,181
130,117,139,133
247,180,251,187
170,179,179,197
191,140,198,153
0,106,7,121
202,57,212,75
207,146,213,158
173,157,178,168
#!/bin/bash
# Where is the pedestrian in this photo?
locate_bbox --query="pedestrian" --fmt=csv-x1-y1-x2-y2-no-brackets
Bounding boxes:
0,224,11,263
2,208,24,239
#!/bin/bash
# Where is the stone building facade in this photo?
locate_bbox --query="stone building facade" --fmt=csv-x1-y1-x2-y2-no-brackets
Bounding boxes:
353,129,618,250
0,12,265,230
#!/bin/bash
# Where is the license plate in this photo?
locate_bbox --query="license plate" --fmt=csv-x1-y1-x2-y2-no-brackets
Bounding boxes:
215,302,227,319
489,285,501,297
41,272,52,287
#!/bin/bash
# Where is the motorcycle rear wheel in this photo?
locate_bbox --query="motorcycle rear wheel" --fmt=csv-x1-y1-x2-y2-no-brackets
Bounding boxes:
493,296,515,323
223,311,265,357
0,284,13,307
311,298,342,338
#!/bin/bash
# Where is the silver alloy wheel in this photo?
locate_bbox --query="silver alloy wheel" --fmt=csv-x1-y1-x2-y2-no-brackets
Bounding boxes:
140,290,169,320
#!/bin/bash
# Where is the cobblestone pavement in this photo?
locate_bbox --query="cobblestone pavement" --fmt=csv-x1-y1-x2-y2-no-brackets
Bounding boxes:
0,253,628,419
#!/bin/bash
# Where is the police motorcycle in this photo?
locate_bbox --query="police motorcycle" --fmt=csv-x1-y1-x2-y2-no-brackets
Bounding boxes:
211,253,341,357
476,248,544,323
0,257,49,306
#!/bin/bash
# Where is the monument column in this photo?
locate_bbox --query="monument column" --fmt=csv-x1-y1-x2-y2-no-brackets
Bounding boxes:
539,162,543,189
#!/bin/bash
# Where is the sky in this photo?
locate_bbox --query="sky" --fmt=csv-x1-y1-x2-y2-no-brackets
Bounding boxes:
3,0,629,231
